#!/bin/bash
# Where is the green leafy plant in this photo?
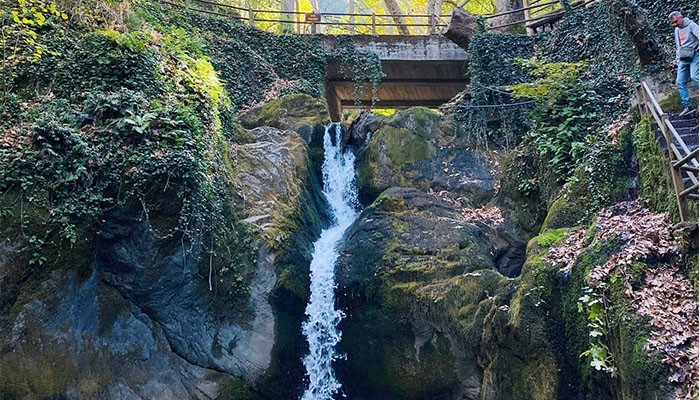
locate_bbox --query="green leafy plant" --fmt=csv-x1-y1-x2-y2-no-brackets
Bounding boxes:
448,33,534,150
508,58,588,102
0,15,262,304
578,286,618,376
333,36,385,107
117,108,156,134
509,58,602,181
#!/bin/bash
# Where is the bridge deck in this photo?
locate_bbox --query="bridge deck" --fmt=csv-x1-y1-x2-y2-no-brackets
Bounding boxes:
321,35,468,120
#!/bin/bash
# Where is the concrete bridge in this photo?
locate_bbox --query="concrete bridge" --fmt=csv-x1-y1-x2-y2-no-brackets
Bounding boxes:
320,35,468,121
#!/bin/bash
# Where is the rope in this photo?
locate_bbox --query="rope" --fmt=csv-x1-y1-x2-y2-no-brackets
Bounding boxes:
458,100,536,109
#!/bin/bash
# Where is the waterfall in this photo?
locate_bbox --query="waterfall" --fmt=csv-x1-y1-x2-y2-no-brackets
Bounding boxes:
301,124,359,400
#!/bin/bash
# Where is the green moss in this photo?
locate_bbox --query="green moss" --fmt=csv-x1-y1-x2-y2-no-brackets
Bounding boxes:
239,94,328,130
384,127,433,166
633,116,683,223
497,144,552,235
0,328,112,399
338,283,460,399
215,376,261,400
356,108,442,198
275,265,309,301
371,192,409,213
482,354,559,400
607,275,667,400
685,254,699,296
540,195,581,231
383,107,438,138
533,228,570,249
541,142,632,231
371,108,438,167
657,91,699,114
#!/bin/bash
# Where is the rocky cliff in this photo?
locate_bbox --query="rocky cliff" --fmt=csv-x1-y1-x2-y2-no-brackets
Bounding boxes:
0,93,330,399
1,1,697,399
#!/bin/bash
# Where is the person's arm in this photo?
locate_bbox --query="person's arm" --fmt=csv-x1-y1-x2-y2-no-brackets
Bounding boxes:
692,21,700,46
675,28,681,59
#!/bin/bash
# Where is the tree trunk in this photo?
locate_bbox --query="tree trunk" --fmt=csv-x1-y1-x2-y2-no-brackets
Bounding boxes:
427,0,445,34
443,7,480,49
490,0,524,32
282,0,295,33
348,0,355,34
614,1,661,66
383,0,410,35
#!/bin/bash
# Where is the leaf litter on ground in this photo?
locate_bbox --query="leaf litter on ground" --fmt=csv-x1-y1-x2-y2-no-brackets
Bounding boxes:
544,201,698,399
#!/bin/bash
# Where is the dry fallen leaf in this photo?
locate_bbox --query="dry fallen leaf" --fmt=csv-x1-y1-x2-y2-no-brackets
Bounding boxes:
545,202,698,398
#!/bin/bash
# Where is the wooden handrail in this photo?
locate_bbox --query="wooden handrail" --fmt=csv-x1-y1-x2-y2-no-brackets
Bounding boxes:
664,118,698,166
636,81,699,223
679,183,699,198
483,0,561,20
675,148,700,168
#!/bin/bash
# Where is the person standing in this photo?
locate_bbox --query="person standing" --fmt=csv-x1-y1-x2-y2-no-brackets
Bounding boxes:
669,11,699,117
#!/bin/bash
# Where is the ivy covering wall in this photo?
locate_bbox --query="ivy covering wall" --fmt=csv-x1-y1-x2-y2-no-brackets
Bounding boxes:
0,0,333,306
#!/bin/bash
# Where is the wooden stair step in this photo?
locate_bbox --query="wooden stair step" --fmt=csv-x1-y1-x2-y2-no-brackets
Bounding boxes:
669,116,699,128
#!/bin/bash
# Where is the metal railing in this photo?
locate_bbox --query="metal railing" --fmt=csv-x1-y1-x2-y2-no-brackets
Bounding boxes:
159,0,451,35
636,81,699,223
157,0,597,35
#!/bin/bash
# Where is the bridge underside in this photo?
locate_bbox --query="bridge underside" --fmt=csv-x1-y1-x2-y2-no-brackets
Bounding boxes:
320,35,469,120
326,59,468,120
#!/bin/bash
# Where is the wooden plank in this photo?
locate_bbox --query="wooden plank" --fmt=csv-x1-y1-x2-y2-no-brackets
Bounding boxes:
642,81,665,117
679,183,699,198
664,119,698,166
673,148,700,168
679,165,699,173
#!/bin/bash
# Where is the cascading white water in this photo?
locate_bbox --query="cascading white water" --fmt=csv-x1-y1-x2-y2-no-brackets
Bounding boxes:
301,124,359,400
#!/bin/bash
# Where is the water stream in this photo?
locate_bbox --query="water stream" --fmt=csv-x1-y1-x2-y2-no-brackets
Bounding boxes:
301,124,359,400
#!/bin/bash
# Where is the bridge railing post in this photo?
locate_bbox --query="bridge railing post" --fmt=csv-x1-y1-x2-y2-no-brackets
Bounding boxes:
372,13,376,35
248,6,254,27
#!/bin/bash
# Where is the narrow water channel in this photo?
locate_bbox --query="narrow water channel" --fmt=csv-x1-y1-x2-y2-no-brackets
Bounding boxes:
301,124,359,400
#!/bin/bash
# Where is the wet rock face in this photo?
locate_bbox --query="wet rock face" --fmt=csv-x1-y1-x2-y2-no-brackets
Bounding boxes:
0,241,230,400
0,205,279,399
0,120,322,399
96,211,277,382
234,126,317,235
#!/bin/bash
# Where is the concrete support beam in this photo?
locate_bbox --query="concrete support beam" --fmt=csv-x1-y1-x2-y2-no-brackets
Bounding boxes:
322,35,469,117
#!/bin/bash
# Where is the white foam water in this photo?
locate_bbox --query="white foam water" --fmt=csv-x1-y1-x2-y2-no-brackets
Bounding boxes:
301,124,359,400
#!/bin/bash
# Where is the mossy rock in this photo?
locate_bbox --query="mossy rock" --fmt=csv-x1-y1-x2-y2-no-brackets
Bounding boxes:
215,376,261,400
496,144,553,235
355,108,442,201
337,284,461,400
540,194,584,231
541,142,633,231
238,94,328,137
657,90,699,114
478,252,560,400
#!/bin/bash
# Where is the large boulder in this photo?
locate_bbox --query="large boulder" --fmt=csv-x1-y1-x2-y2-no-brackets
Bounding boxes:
0,121,324,399
355,107,497,205
444,7,481,49
238,94,328,144
335,187,530,399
